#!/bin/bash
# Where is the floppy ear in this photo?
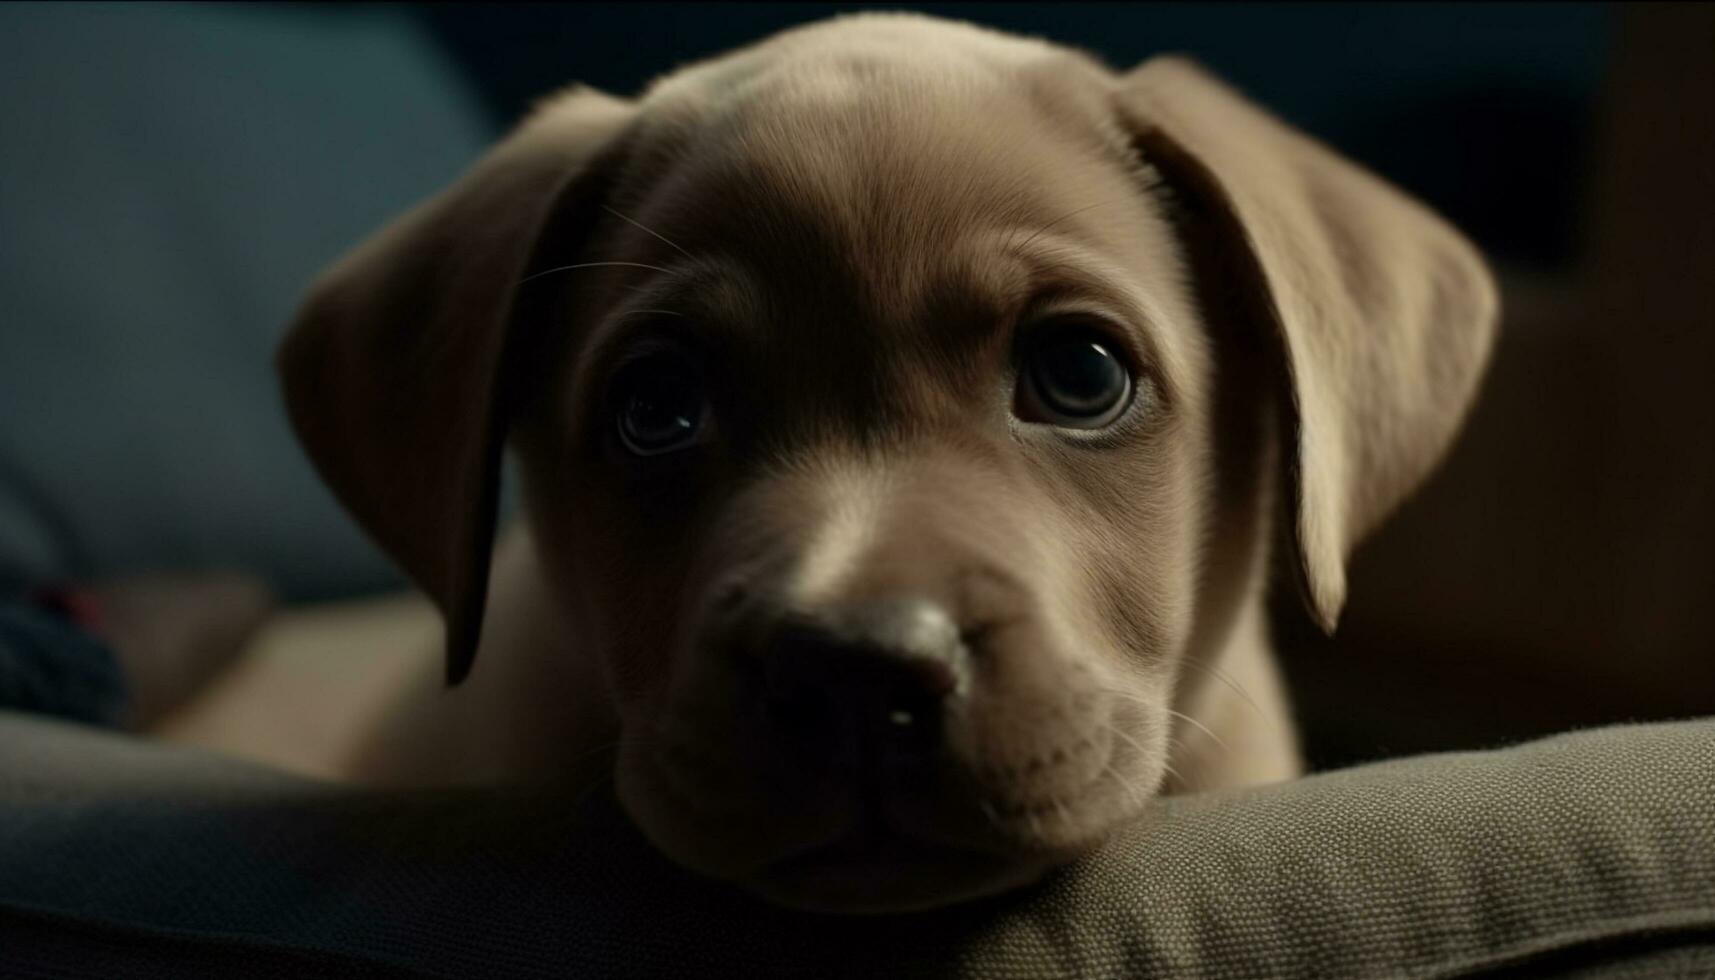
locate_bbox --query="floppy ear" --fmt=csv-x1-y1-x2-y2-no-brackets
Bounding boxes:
278,87,636,684
1115,58,1499,631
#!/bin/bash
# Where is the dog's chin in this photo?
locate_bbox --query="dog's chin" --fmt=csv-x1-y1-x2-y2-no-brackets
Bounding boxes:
614,717,1155,914
623,784,1082,914
743,830,1067,915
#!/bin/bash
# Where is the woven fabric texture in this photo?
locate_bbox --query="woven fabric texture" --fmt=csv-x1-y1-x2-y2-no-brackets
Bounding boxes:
0,712,1710,978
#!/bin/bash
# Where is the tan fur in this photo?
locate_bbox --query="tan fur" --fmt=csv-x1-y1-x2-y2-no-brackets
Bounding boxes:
264,13,1496,913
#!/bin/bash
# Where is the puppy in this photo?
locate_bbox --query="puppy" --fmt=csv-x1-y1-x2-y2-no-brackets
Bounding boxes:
277,13,1496,913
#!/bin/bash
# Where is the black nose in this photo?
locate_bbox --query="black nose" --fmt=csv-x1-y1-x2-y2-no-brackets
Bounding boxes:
756,599,969,761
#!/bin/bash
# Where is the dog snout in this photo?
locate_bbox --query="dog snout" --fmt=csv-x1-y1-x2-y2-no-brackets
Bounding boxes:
749,599,970,761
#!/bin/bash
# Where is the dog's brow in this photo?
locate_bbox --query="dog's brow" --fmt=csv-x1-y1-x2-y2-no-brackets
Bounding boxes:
575,256,762,341
566,258,764,407
1007,201,1114,256
1008,234,1189,405
625,259,765,333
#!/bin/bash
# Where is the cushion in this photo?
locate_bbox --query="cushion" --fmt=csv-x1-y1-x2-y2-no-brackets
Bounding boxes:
0,711,1709,978
0,3,493,601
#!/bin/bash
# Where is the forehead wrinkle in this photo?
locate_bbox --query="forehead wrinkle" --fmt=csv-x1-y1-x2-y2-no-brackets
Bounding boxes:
717,91,1054,284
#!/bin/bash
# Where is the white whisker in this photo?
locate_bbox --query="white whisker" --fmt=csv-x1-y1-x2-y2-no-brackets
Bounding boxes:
1097,755,1150,811
1179,659,1264,718
1161,760,1189,792
1098,718,1169,808
1007,195,1133,254
1162,706,1231,754
602,204,693,259
613,308,686,320
1104,714,1156,765
1096,685,1232,755
519,260,675,285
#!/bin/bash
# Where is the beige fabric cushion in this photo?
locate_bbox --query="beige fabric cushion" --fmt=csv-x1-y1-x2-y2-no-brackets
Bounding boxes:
0,712,1710,978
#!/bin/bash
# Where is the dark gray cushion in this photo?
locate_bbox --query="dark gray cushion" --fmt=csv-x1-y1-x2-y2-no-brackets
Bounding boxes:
0,712,1709,978
0,4,491,601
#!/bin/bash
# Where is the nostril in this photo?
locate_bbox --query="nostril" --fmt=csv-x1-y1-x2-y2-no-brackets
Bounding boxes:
758,621,846,736
877,686,945,753
892,652,959,699
763,685,830,735
751,600,970,752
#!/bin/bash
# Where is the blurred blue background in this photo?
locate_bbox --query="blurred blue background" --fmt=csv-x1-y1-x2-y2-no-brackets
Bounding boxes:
2,3,1707,766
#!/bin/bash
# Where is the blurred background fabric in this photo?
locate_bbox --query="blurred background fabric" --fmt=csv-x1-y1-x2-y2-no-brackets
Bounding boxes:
0,2,1707,768
0,2,486,601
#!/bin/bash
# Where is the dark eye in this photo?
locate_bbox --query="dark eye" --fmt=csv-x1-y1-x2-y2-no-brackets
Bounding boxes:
1016,325,1134,429
611,353,708,456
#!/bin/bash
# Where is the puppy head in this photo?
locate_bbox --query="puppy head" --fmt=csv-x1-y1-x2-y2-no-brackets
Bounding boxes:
280,14,1496,912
